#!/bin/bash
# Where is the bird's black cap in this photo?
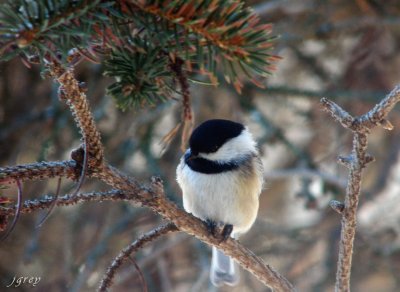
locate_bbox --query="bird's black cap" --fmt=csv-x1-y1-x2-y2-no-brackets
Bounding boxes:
189,119,245,154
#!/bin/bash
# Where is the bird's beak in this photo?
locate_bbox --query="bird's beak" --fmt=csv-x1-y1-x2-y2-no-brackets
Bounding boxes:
184,149,197,162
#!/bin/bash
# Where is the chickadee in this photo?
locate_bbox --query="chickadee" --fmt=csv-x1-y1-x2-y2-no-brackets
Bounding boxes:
176,119,264,287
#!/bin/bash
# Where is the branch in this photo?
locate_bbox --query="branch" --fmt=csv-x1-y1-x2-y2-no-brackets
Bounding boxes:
0,168,295,290
170,58,194,152
98,223,178,292
0,0,104,63
92,176,295,291
0,180,22,241
320,85,400,291
0,174,294,291
0,190,126,216
321,84,400,134
0,57,294,291
48,61,104,168
128,0,278,92
0,160,78,184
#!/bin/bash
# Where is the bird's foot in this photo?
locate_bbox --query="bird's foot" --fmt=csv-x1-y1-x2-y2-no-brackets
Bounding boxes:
205,220,233,243
221,224,233,242
205,219,218,237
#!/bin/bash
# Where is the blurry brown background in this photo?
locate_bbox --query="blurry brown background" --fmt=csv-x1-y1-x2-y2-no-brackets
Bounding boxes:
1,1,400,291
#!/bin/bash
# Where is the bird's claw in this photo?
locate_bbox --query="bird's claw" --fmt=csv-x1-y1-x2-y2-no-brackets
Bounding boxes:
205,219,217,237
205,220,233,243
221,224,233,242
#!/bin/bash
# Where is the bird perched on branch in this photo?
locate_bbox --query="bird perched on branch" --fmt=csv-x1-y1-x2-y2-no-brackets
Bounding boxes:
176,119,264,286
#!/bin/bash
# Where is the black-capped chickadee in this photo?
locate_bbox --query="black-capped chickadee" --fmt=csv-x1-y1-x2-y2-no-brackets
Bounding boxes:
176,119,264,287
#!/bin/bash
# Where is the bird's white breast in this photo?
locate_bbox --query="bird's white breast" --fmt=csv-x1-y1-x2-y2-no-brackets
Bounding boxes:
176,156,263,235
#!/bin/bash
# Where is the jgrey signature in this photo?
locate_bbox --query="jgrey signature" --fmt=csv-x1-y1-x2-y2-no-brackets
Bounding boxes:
5,276,41,288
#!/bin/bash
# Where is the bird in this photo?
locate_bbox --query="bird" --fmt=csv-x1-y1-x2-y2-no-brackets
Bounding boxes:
176,119,264,287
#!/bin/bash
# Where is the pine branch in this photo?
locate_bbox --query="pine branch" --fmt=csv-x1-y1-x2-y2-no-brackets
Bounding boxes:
125,0,279,92
48,61,104,167
103,42,173,109
321,85,400,291
0,160,78,184
1,0,279,108
0,190,124,216
0,0,108,62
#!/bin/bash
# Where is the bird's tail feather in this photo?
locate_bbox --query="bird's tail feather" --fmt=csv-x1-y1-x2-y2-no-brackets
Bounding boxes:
210,246,239,287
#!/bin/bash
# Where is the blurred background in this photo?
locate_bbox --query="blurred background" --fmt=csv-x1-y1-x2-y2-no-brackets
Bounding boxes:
1,0,400,291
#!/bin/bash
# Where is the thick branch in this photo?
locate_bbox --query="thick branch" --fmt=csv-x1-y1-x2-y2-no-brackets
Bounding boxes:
57,164,295,290
0,58,294,291
0,166,295,291
91,174,295,291
151,197,294,291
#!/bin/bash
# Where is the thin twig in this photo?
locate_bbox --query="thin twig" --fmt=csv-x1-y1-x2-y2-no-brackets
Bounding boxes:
98,223,178,292
169,57,194,152
128,257,148,292
36,177,62,228
0,180,22,241
116,234,189,286
320,84,400,291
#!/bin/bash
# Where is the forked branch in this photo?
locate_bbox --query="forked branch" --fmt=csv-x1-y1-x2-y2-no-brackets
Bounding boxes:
321,85,400,291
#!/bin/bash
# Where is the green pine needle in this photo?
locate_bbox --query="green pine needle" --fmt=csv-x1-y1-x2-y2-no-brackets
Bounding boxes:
0,0,106,63
0,0,280,108
103,43,173,110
